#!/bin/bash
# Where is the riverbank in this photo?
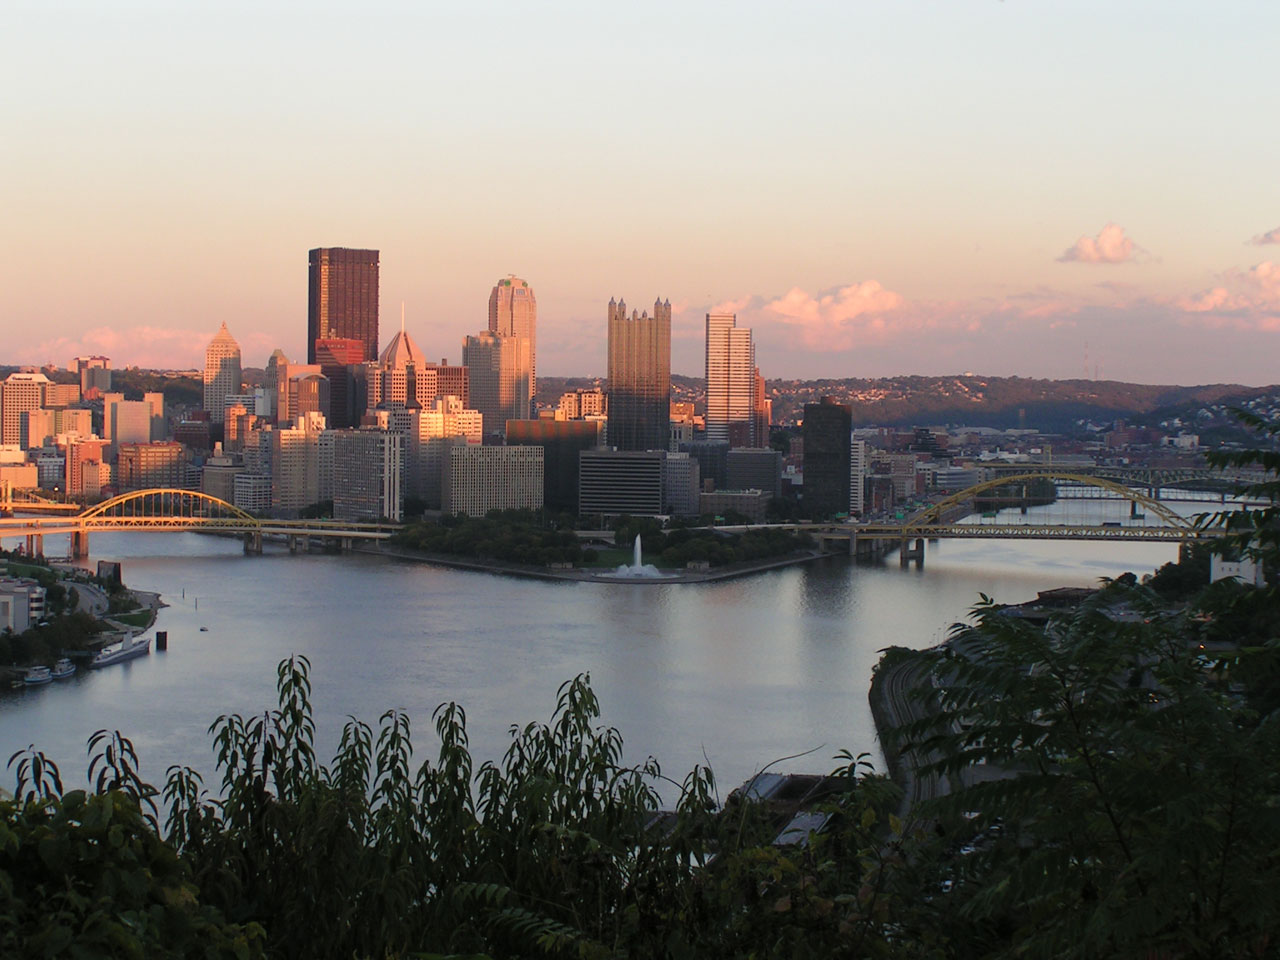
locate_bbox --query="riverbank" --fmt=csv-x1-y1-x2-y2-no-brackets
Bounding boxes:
360,542,831,583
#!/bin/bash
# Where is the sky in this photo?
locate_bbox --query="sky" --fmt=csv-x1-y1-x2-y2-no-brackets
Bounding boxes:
3,0,1278,385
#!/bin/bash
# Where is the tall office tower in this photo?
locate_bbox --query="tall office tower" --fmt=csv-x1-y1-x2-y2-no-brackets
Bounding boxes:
704,313,756,446
314,337,365,428
324,428,402,521
488,276,537,408
271,414,323,513
143,392,165,441
274,363,322,424
307,247,380,363
110,400,152,446
264,349,290,419
753,367,770,447
606,297,670,452
462,331,532,441
64,437,108,497
849,437,868,517
1,373,50,446
413,396,483,506
203,323,242,425
374,328,428,410
802,397,852,520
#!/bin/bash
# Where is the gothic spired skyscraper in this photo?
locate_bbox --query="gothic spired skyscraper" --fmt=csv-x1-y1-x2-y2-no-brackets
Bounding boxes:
488,276,536,404
203,323,242,425
607,297,670,452
308,248,380,364
704,312,757,446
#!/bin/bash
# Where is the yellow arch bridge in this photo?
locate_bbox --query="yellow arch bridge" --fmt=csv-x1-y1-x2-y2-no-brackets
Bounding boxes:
0,489,398,559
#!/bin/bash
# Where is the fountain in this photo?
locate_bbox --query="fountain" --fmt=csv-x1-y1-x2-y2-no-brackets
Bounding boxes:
597,534,671,580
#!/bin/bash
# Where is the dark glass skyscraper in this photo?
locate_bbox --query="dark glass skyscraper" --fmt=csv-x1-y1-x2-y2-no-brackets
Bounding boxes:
802,396,852,520
607,297,670,452
308,248,380,364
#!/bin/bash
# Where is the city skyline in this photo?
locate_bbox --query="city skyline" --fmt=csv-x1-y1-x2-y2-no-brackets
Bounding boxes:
4,2,1278,384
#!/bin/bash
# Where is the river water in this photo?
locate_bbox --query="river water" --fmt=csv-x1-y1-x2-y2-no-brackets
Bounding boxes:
1,499,1195,802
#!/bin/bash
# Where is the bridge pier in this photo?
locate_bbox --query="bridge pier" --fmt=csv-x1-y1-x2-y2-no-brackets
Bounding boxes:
25,534,43,557
71,529,89,559
899,537,925,569
341,537,353,552
243,531,262,555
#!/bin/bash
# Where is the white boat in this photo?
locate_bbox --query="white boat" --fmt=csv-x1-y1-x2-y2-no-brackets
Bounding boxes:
51,658,76,680
89,635,152,668
22,665,52,685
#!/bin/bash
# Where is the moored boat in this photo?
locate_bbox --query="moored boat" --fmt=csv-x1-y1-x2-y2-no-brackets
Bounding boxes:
51,658,76,679
22,665,53,685
89,634,152,668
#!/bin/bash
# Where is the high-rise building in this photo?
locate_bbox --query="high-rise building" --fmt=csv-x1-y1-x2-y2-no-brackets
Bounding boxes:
802,397,852,520
442,445,543,517
313,337,365,428
117,442,186,491
110,400,152,446
505,419,602,512
307,247,379,363
64,437,108,498
489,276,537,406
753,367,771,447
413,396,483,507
462,331,532,441
1,373,50,446
705,313,757,446
850,437,868,517
203,323,242,425
74,356,111,397
144,392,165,441
606,298,670,452
323,428,402,521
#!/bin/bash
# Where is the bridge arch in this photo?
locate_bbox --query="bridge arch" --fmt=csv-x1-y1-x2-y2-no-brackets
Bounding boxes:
81,488,259,525
905,472,1190,531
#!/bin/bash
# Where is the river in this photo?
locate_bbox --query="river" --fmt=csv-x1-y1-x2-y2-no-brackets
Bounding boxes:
1,499,1197,802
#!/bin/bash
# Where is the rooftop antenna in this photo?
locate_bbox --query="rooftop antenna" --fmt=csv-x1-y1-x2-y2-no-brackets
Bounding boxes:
401,301,405,335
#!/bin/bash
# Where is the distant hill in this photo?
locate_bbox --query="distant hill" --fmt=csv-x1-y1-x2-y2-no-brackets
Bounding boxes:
538,374,1277,433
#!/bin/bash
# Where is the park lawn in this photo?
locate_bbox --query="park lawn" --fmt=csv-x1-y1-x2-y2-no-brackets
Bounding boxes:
110,610,153,628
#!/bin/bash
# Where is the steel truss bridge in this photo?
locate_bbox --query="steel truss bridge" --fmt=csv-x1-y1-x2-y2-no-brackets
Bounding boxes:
791,472,1228,567
0,489,398,559
982,461,1248,492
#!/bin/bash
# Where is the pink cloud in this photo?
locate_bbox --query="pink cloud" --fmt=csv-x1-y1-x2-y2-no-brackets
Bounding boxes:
1178,261,1280,330
1058,223,1140,264
1251,226,1280,245
762,281,906,349
30,324,277,370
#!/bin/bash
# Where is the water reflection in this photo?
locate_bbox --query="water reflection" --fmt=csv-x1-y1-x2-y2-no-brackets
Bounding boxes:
2,515,1181,802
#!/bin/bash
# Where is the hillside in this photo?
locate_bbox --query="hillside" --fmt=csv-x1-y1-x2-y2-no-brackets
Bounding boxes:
538,374,1275,433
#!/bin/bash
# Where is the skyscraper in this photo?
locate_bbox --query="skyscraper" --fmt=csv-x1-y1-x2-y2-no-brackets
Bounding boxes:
0,373,50,447
607,298,670,452
802,397,852,520
488,276,536,406
203,323,242,425
307,248,380,363
705,313,756,446
462,331,532,441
